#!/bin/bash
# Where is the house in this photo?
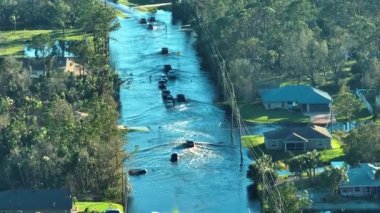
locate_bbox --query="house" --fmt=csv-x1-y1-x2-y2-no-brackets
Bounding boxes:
339,163,380,197
0,189,72,213
260,85,332,113
264,125,332,152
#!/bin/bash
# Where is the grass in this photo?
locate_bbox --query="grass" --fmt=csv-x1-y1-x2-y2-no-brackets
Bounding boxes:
133,3,172,12
239,102,310,124
114,9,129,18
74,201,123,213
319,137,345,162
0,29,91,57
242,135,345,163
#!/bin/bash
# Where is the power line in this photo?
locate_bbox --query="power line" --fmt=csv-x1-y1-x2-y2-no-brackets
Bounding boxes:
191,1,284,211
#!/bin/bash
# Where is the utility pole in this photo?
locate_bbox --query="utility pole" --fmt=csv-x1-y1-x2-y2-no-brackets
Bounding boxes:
239,125,243,167
230,104,234,144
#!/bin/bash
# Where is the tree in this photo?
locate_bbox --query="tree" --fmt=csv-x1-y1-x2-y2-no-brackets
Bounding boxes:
288,150,320,182
247,154,277,186
50,0,70,57
247,154,278,209
344,122,380,164
320,166,348,194
10,12,19,34
333,84,363,121
268,182,312,213
27,34,53,75
363,58,380,91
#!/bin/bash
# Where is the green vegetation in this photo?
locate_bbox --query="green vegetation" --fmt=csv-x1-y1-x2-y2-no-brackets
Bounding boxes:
344,122,380,164
242,135,345,163
186,0,380,118
0,29,90,57
239,103,310,124
114,9,128,18
0,0,126,203
269,182,312,213
134,3,172,12
75,202,124,212
319,139,345,163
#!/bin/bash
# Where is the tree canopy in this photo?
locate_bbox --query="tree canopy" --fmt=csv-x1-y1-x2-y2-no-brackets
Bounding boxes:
344,122,380,164
186,0,380,100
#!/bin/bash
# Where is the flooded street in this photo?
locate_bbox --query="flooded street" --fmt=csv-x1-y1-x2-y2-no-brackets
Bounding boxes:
110,9,258,213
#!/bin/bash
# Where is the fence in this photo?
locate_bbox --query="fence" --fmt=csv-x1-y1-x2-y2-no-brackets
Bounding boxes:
356,89,374,115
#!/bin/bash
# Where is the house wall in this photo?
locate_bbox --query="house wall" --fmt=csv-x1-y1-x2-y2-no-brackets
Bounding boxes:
339,186,379,197
265,138,331,151
308,104,330,113
264,139,282,150
263,102,289,110
307,138,331,150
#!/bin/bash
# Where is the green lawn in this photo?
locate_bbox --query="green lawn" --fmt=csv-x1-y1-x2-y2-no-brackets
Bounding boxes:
75,201,123,213
242,135,345,163
114,9,129,18
239,103,310,124
319,137,345,162
0,29,91,57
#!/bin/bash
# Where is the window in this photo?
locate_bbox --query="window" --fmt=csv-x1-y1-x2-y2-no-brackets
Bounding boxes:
355,187,360,192
271,143,277,147
286,143,305,151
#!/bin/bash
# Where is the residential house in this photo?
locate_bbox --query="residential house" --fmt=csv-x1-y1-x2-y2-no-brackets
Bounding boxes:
260,85,332,113
264,125,332,152
0,189,72,213
339,163,380,197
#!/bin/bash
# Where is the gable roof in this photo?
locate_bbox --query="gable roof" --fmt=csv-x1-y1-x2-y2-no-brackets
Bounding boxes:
264,125,332,140
284,132,309,142
0,189,72,210
261,85,332,104
340,163,380,187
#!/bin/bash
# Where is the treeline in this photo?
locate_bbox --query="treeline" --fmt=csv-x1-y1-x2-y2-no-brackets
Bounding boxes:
1,0,94,30
0,0,126,202
184,0,380,101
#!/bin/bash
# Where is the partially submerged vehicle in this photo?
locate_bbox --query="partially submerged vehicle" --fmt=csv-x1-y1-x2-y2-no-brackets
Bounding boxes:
158,80,167,90
139,18,147,24
167,70,176,78
161,47,169,55
128,169,147,176
163,64,172,72
176,94,186,102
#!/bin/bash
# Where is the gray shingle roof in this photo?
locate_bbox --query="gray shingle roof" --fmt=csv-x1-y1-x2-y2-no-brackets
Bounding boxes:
340,164,380,187
264,125,332,140
261,85,332,104
0,189,72,210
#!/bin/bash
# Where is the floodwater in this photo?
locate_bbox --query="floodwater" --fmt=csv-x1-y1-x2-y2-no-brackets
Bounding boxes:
110,8,260,213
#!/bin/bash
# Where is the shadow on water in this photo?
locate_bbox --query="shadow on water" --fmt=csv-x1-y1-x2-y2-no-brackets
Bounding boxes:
110,8,261,213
